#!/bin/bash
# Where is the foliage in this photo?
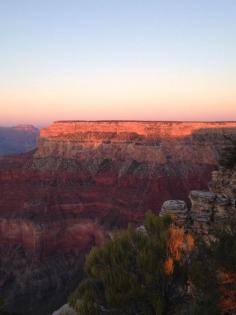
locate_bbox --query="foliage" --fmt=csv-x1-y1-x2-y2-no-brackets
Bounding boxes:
188,220,236,315
0,299,4,315
69,213,236,315
0,298,20,315
70,213,193,315
214,220,236,314
188,238,221,315
214,219,236,273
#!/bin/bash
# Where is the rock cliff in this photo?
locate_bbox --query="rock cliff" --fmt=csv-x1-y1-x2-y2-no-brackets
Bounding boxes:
31,121,236,225
160,168,236,234
1,121,236,314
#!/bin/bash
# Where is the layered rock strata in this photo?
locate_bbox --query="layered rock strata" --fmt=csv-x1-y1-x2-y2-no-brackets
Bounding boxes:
159,200,188,226
161,168,236,234
1,121,236,314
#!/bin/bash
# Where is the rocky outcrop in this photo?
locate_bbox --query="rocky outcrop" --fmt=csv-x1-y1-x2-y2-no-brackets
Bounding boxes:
189,190,217,233
190,168,236,233
209,168,236,200
159,200,188,226
1,121,236,314
52,304,77,315
161,168,236,234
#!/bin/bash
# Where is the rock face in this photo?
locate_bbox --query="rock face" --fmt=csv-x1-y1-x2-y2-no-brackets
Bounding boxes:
190,168,236,234
32,121,236,224
52,304,77,315
209,168,236,200
159,200,188,226
189,190,218,233
37,121,236,163
161,168,236,234
0,125,39,155
0,121,236,314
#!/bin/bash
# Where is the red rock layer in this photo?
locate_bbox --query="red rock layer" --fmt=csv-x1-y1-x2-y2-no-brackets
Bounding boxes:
1,121,236,314
1,121,236,255
41,121,236,139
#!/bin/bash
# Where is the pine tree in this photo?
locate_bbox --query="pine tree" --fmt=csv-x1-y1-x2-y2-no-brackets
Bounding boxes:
69,213,194,315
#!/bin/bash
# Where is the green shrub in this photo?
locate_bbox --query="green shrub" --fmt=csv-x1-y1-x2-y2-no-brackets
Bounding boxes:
69,213,191,315
69,214,236,315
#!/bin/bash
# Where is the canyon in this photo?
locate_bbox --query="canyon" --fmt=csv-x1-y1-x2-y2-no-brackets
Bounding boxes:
0,125,39,155
0,121,236,315
160,167,236,234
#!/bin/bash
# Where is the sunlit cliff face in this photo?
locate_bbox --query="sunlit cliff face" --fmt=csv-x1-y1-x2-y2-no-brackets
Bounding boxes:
2,120,236,254
41,120,236,138
34,121,236,166
0,120,236,315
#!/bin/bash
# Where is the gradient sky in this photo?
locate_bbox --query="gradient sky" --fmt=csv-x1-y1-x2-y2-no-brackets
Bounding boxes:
0,0,236,126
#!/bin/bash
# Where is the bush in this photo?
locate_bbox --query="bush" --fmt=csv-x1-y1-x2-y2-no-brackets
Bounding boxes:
188,239,221,315
69,214,236,315
70,213,193,315
189,220,236,315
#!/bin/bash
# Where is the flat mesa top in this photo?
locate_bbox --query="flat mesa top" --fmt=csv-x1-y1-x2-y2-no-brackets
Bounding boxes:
39,121,236,139
55,120,236,123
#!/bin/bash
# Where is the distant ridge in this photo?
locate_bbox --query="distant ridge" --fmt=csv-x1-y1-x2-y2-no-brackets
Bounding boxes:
0,125,39,155
55,120,236,123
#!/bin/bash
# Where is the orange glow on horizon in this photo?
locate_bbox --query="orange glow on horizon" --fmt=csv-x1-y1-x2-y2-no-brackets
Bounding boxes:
1,73,236,126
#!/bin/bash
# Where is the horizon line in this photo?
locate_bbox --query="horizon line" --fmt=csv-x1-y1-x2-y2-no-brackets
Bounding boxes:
54,120,236,123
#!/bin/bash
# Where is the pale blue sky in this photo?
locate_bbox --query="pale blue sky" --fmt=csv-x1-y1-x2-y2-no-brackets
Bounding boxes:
0,0,236,125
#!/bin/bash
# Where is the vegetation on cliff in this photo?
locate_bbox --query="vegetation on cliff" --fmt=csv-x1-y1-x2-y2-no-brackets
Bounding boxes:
69,213,236,315
189,219,236,315
0,298,20,315
69,213,194,315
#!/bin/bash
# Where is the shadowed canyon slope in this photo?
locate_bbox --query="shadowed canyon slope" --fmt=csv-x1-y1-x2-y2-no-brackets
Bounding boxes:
0,125,39,155
0,121,236,314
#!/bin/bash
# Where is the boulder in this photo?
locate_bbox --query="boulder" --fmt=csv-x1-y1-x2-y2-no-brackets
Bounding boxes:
52,304,77,315
160,200,188,226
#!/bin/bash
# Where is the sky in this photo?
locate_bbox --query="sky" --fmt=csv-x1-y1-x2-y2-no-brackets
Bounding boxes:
0,0,236,126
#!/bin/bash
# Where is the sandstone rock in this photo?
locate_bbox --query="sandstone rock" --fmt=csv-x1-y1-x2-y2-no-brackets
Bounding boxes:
175,169,236,234
214,194,231,223
52,304,77,315
40,121,236,142
190,190,216,202
209,168,236,200
136,225,147,233
189,191,216,233
209,169,236,223
163,169,236,235
160,200,188,226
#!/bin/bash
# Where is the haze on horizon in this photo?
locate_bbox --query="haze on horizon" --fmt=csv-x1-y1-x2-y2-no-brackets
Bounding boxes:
0,0,236,127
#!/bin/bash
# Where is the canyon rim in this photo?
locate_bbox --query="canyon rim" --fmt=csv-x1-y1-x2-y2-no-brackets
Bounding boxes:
0,120,236,314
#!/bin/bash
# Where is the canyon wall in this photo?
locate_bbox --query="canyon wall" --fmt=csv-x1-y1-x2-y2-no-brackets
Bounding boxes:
160,168,236,234
1,121,236,314
32,121,236,227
